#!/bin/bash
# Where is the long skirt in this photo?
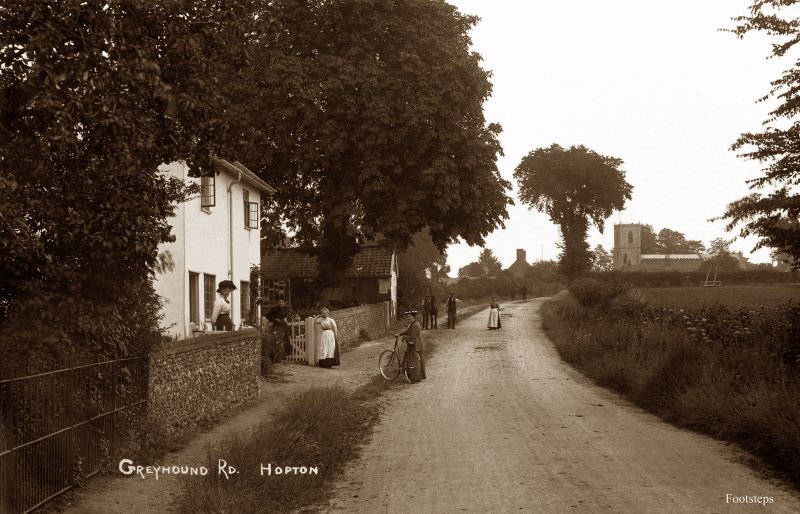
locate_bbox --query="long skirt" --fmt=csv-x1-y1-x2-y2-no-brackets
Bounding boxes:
214,313,232,331
488,308,501,329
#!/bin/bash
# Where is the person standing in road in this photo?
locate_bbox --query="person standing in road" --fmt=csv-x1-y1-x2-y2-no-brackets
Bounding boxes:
522,283,528,301
394,310,425,381
446,292,458,329
487,296,502,330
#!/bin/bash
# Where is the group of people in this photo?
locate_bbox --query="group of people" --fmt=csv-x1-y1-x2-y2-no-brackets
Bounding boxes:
394,293,504,383
260,298,341,368
210,280,505,381
420,292,461,330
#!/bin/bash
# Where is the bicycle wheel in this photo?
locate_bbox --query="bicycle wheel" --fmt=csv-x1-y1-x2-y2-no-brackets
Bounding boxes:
403,350,422,384
379,350,401,380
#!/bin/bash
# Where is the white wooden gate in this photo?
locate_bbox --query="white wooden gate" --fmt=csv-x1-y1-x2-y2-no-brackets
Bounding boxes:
283,318,317,365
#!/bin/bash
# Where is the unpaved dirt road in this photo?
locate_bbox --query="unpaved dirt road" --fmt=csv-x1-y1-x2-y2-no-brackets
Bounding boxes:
322,299,800,513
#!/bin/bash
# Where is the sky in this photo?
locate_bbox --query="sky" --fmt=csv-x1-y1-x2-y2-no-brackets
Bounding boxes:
444,0,787,274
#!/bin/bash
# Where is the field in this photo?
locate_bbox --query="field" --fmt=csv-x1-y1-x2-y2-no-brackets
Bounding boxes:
635,284,800,308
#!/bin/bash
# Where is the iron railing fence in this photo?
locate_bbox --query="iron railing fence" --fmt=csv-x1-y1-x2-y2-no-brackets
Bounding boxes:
0,356,147,514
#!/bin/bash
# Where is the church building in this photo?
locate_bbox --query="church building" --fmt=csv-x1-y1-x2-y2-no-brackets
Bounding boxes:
613,224,704,272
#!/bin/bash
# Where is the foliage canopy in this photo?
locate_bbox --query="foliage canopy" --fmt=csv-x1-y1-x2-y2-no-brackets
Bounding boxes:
722,1,800,268
514,144,632,280
0,0,276,366
235,0,512,284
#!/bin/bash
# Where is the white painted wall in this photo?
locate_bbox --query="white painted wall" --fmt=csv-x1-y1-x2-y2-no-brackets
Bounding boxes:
153,162,187,339
153,161,263,339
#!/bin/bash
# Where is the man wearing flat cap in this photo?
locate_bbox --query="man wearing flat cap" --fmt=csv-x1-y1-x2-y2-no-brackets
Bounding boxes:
395,310,426,381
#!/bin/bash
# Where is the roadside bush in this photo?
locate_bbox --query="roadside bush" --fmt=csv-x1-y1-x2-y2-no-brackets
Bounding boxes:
568,277,630,307
542,293,800,488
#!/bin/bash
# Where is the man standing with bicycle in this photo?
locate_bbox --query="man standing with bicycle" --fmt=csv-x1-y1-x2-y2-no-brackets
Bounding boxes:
394,310,426,381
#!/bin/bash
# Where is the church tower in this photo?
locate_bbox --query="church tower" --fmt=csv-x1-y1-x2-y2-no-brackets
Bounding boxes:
613,224,641,269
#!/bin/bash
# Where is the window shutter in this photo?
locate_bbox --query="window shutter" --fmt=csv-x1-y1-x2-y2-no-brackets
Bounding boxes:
243,189,249,226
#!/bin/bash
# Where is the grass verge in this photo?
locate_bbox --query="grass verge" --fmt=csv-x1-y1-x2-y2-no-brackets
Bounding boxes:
541,293,800,489
177,310,457,513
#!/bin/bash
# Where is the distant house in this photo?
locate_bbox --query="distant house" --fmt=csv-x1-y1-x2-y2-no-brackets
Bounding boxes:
153,157,275,339
505,249,531,279
261,244,398,316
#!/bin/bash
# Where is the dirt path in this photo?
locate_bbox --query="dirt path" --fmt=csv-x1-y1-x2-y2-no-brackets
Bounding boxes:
321,299,800,513
58,304,486,513
60,334,386,513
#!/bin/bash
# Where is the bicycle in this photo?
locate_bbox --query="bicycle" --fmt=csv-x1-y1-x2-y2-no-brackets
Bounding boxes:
379,335,422,383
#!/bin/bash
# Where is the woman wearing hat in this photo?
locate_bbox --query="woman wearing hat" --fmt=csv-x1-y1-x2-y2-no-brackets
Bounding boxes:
211,280,237,331
394,310,426,381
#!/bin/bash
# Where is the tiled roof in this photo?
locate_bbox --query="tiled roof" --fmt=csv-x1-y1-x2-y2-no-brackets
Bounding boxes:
641,254,702,260
262,245,394,279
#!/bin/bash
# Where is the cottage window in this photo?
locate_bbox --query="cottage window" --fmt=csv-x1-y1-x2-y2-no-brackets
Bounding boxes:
627,231,633,244
240,281,251,323
264,279,289,305
623,254,629,265
247,202,259,230
203,273,216,320
201,174,215,208
189,272,200,325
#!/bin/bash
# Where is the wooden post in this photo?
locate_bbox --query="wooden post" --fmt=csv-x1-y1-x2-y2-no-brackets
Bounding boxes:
305,317,316,366
384,301,390,331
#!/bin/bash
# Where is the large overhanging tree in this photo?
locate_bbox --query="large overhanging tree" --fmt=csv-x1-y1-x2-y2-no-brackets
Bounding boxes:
227,0,512,286
0,0,276,363
722,1,800,268
514,144,632,280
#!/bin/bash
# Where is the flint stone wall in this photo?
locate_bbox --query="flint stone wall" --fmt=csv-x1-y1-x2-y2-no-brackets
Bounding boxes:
148,329,260,434
330,302,388,350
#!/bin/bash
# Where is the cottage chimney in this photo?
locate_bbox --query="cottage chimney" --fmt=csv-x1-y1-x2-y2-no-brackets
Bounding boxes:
516,248,527,264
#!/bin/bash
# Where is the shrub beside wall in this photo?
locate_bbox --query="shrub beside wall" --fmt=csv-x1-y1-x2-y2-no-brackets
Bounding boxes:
149,329,260,434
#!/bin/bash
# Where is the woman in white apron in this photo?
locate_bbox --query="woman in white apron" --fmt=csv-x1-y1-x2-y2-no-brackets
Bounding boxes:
487,296,501,330
318,308,339,368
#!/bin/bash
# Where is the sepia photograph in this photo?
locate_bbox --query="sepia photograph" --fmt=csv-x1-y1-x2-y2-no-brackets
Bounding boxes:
2,0,800,512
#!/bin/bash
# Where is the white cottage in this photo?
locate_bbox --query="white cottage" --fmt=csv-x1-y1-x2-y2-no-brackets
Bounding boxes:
154,157,275,339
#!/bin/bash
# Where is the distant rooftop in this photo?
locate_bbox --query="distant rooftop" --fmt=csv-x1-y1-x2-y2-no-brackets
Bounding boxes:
262,244,394,279
640,254,702,261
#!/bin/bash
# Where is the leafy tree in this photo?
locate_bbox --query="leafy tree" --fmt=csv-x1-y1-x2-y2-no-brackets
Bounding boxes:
457,248,502,278
237,0,512,286
514,144,632,281
721,1,800,268
706,238,742,272
525,260,564,284
0,0,276,367
397,229,448,313
590,244,614,272
478,249,503,277
458,262,486,278
656,228,705,255
771,249,795,271
640,224,662,254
